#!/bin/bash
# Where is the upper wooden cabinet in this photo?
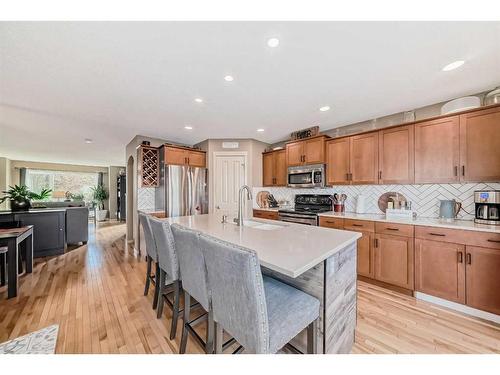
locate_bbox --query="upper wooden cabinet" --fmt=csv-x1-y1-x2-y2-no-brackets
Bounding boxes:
350,132,379,185
326,138,350,185
286,136,327,167
414,116,460,184
379,125,414,184
262,149,287,187
459,106,500,182
164,146,206,167
415,239,465,304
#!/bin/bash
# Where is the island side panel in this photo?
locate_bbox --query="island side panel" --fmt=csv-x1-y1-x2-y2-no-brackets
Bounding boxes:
262,262,325,354
324,241,357,353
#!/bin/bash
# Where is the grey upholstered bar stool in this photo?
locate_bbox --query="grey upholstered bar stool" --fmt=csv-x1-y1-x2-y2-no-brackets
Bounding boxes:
148,216,182,340
199,233,320,354
170,224,215,354
0,246,7,286
138,212,161,310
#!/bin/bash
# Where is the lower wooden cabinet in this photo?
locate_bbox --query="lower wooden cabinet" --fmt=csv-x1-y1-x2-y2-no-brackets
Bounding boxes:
374,234,414,290
253,209,279,221
415,239,465,304
357,231,374,279
465,246,500,315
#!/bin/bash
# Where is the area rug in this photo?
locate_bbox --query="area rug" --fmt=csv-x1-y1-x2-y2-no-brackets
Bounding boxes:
0,325,59,354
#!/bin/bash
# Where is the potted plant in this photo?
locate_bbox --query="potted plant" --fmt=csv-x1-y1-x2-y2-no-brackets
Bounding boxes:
91,184,109,221
0,185,52,211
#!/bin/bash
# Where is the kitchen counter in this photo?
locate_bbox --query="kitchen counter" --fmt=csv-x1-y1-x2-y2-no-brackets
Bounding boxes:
163,213,360,354
165,213,360,277
318,211,500,234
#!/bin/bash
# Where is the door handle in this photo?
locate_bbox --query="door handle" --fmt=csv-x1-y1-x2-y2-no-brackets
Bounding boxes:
457,251,463,263
454,166,458,176
466,253,471,265
346,173,349,181
462,165,465,176
379,171,382,180
374,238,379,248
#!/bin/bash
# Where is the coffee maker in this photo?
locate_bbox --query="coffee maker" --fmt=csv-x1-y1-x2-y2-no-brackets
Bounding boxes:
474,190,500,225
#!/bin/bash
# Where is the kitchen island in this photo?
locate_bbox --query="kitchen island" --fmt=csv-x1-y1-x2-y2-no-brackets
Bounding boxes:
164,213,361,354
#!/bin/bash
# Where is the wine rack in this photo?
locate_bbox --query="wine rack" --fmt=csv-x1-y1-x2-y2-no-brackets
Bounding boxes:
139,146,159,187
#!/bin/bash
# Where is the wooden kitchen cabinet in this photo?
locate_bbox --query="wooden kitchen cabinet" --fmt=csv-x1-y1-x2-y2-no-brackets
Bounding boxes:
374,233,414,290
326,138,350,185
286,136,327,167
164,146,206,167
414,116,460,183
318,216,344,229
465,246,500,315
350,132,379,185
415,239,466,304
357,231,375,278
459,106,500,182
253,209,279,221
378,125,414,184
263,150,287,186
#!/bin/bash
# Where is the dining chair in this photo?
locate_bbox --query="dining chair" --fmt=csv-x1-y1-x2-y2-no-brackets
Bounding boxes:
199,233,320,354
138,212,160,309
170,223,215,354
0,246,7,286
148,216,182,340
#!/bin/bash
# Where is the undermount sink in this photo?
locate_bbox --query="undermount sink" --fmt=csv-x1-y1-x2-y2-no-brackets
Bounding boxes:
230,219,285,230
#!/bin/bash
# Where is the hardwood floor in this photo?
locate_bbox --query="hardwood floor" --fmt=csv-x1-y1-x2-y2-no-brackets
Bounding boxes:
0,222,499,354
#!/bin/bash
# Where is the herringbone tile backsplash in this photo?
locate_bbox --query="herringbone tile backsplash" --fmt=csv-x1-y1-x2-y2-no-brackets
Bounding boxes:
253,183,500,220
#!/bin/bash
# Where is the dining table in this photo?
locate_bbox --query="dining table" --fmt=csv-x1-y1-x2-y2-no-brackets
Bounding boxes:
0,225,34,298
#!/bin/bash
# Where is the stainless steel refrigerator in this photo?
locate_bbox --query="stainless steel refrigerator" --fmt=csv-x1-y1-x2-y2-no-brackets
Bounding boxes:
155,151,208,217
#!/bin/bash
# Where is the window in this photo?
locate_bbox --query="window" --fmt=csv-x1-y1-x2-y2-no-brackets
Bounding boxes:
25,169,99,203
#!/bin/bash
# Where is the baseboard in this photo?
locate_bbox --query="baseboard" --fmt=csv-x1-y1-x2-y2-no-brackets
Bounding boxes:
415,292,500,324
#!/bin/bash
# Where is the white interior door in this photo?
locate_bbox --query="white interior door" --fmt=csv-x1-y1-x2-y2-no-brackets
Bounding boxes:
213,153,247,219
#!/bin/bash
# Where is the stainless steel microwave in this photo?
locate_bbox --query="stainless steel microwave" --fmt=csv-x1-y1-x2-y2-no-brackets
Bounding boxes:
287,164,325,188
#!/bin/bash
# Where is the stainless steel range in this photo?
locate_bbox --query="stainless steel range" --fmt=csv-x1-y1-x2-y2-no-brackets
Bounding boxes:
278,194,333,226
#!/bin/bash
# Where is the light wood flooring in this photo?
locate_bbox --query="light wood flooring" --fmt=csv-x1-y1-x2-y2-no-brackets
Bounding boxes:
0,222,499,354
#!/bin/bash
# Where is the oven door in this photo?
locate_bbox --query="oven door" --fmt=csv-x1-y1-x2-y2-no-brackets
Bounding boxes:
278,212,318,226
287,166,324,188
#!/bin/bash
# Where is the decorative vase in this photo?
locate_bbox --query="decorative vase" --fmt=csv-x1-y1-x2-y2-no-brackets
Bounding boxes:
96,209,108,221
10,198,31,211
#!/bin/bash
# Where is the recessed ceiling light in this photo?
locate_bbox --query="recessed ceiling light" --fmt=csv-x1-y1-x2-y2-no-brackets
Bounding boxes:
267,38,280,48
224,75,234,82
319,106,330,112
84,138,93,144
442,60,465,72
257,128,265,132
194,98,203,103
184,126,193,130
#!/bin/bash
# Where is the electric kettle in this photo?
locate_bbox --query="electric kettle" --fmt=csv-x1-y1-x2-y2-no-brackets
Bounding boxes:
439,199,462,219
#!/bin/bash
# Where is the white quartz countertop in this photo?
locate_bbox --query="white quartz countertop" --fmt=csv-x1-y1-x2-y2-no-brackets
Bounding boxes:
164,214,361,278
318,211,500,234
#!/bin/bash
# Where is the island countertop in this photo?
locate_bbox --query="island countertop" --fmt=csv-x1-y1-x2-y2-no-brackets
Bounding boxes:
164,214,361,278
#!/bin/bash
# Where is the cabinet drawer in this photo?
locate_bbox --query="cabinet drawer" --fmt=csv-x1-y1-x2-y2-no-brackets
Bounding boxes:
253,210,279,221
319,216,344,229
375,222,414,237
415,226,500,249
344,219,375,233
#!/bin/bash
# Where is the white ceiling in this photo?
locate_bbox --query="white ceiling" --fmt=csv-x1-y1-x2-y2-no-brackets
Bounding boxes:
1,21,499,167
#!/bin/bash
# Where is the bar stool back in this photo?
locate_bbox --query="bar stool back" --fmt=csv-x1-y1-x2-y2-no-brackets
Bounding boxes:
148,217,182,339
171,224,213,353
138,213,160,309
199,233,320,354
0,246,7,286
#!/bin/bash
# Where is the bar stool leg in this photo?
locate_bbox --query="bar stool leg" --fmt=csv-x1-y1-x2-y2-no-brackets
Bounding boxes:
0,253,6,286
179,291,191,354
152,262,161,309
156,269,165,319
144,256,152,296
169,280,180,340
306,319,318,354
206,308,215,354
214,322,223,354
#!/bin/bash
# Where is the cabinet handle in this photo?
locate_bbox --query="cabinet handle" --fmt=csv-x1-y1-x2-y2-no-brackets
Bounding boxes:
466,253,472,265
487,239,500,243
346,173,350,181
386,227,399,231
454,166,458,176
374,238,379,248
352,223,363,227
379,171,382,180
457,251,463,263
188,157,190,164
429,232,446,237
350,173,353,181
462,165,465,176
